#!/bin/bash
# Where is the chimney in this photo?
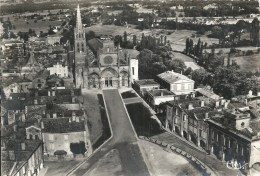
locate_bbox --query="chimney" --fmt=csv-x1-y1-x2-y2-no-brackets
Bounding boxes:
245,99,248,105
257,92,260,96
46,113,50,118
221,99,225,105
52,90,55,96
224,102,228,109
69,118,72,123
248,90,252,96
215,101,219,108
34,99,38,105
76,116,79,122
72,97,75,103
205,112,209,119
48,90,51,96
41,121,44,129
161,91,164,96
53,113,57,118
13,124,17,132
188,103,193,110
201,101,204,107
21,142,26,150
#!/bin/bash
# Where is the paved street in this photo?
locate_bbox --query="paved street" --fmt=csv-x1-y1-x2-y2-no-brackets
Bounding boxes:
151,132,238,176
71,89,150,176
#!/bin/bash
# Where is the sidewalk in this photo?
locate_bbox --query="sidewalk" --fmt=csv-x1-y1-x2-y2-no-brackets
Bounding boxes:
38,166,48,176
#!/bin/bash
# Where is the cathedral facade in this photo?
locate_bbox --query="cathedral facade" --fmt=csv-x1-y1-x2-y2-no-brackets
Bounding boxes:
74,5,139,89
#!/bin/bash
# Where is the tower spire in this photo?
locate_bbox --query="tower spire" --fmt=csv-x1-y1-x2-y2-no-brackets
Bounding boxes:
76,4,83,33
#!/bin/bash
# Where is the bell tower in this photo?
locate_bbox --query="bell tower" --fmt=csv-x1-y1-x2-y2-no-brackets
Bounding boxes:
74,4,88,88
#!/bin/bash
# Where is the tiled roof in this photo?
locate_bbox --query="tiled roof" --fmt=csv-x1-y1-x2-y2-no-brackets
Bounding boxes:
2,100,25,111
157,71,194,84
196,88,220,100
33,70,50,80
42,118,85,133
87,38,103,53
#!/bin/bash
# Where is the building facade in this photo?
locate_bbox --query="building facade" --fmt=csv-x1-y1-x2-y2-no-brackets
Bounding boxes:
74,5,138,89
156,71,194,95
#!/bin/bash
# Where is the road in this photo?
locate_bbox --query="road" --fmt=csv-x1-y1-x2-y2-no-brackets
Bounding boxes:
102,89,150,176
71,89,150,176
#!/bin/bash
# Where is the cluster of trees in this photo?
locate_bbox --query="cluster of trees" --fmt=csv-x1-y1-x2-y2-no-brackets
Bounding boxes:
137,33,168,51
138,47,186,79
185,38,206,58
70,141,87,155
192,65,259,99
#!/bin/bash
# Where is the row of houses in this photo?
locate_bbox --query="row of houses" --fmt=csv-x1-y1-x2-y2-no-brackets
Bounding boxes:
133,70,260,170
1,88,93,175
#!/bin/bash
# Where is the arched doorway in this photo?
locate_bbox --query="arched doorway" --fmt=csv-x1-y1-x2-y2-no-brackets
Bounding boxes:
101,68,118,88
183,131,188,140
175,126,181,136
189,132,197,145
200,140,206,149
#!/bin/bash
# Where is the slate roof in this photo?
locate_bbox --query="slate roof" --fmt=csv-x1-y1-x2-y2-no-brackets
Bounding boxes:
87,38,103,53
157,71,194,84
42,118,85,133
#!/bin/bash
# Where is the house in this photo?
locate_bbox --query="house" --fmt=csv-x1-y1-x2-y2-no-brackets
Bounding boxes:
41,117,92,158
206,109,260,169
156,71,195,95
1,139,44,176
145,89,175,112
46,35,62,45
1,100,25,125
195,87,221,101
47,62,69,78
133,79,160,97
31,70,50,89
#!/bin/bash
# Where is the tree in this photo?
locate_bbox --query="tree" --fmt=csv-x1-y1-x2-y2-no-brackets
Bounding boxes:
85,31,96,41
251,18,259,46
132,35,137,46
234,20,248,42
166,59,186,73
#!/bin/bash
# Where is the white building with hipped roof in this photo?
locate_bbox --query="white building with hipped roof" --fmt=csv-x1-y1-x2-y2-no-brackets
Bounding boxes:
156,70,194,95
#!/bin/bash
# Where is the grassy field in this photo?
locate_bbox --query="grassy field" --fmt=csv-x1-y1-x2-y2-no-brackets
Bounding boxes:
9,18,62,33
231,53,260,72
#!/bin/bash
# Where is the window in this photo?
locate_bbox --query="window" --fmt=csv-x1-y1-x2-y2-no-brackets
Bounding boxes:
183,115,187,121
49,134,54,141
132,67,135,75
50,143,54,150
81,43,84,52
10,89,13,93
199,129,202,137
177,84,181,91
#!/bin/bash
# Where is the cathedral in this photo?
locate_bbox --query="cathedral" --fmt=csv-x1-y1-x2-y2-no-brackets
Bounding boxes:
74,5,139,89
